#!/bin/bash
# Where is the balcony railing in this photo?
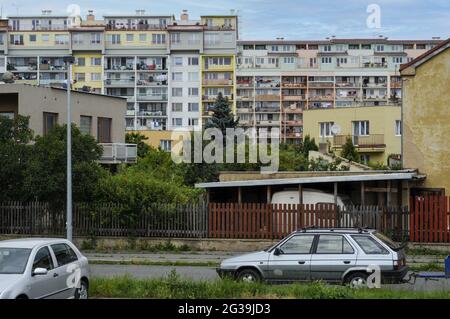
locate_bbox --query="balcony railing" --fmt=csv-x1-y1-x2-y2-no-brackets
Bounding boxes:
137,94,168,101
203,79,233,86
99,143,137,164
333,135,385,148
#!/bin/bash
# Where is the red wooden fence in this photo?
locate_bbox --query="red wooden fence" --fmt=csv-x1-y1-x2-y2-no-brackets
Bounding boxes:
409,195,450,243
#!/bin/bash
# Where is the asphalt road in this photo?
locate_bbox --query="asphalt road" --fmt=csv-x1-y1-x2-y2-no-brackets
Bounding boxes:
90,264,450,292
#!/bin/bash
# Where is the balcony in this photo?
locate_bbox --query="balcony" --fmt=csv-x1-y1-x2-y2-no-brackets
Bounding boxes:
283,106,303,114
202,95,233,102
204,64,233,71
255,94,279,101
203,79,233,86
362,62,388,68
106,24,167,31
284,131,303,139
283,95,306,101
39,79,66,86
336,82,360,88
105,79,135,87
282,119,303,126
308,95,334,101
137,94,168,101
99,143,137,164
136,63,166,71
333,135,385,150
308,82,334,88
282,82,307,88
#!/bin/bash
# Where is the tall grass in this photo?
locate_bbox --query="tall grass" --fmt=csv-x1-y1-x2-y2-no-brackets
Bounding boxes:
90,271,450,299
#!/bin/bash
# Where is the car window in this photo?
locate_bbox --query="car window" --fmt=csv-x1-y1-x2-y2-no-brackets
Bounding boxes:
33,247,54,271
51,244,78,267
316,235,355,254
0,248,32,274
351,235,389,255
279,235,315,254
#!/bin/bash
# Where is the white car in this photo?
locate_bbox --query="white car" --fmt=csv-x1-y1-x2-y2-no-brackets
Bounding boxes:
0,238,90,299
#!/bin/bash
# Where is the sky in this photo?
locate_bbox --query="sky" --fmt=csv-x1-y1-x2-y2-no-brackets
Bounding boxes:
0,0,449,40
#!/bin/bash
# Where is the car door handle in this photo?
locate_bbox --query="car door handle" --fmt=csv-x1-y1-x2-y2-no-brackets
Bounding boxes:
343,261,351,264
298,261,306,264
53,273,59,277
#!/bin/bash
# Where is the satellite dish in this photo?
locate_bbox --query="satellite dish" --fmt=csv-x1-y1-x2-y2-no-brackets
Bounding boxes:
331,124,341,135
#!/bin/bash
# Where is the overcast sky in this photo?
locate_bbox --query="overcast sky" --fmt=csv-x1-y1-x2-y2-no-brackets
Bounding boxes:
1,0,449,40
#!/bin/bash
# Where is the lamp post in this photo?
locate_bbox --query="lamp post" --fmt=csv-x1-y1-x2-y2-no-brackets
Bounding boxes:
64,56,75,242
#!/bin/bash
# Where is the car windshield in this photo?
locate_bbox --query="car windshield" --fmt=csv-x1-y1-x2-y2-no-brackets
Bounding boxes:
0,248,32,274
373,232,400,250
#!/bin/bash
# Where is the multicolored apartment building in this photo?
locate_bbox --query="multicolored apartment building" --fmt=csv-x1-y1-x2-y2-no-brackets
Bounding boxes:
0,9,443,162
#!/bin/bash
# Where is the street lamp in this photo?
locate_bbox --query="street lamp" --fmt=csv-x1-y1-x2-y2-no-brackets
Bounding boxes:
63,56,75,242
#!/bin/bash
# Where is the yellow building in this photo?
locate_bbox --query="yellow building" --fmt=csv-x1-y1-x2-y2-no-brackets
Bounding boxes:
132,130,176,151
72,53,103,93
400,38,450,195
302,105,401,165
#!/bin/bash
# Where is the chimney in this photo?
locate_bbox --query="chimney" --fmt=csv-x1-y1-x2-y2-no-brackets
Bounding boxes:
136,9,145,16
42,10,52,16
87,10,95,22
180,9,189,21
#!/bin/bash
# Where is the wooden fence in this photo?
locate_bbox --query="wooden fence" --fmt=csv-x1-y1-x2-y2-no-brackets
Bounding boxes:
208,203,409,240
1,196,449,242
409,195,450,243
0,202,208,238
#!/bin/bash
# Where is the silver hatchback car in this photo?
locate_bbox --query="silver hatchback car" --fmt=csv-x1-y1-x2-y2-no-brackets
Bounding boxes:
217,228,408,287
0,238,90,299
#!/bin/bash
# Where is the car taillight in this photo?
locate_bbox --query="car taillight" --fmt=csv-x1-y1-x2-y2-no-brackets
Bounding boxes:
394,258,405,269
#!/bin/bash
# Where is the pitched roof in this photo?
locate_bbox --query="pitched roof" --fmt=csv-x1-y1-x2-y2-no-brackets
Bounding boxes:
400,38,450,72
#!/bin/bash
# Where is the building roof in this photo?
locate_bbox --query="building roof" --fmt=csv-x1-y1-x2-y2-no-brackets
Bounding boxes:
400,38,450,72
195,171,421,188
238,38,443,46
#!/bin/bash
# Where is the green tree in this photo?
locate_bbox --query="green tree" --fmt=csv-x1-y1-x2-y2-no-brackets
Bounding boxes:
125,132,151,158
340,137,359,162
299,135,319,157
0,115,33,201
205,92,239,135
24,124,106,205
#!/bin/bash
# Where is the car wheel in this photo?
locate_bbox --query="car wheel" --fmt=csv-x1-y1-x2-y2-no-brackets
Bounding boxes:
237,269,261,283
345,272,368,289
74,279,89,299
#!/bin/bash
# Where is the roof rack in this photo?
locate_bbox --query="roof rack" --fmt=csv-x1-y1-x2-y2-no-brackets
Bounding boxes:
297,227,372,233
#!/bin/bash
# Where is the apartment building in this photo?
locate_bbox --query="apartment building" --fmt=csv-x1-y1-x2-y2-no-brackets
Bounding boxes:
236,38,441,144
302,105,402,165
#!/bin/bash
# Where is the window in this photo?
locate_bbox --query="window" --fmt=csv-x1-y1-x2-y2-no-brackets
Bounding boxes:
0,248,31,274
360,154,370,164
0,112,15,119
75,73,85,81
392,56,403,64
76,57,85,66
43,112,58,135
351,235,389,255
188,88,199,97
349,44,360,50
395,120,402,136
42,34,50,42
323,45,332,52
55,34,69,45
91,57,102,66
33,247,54,272
50,244,78,267
29,34,37,42
376,45,384,52
205,33,219,45
126,34,134,42
223,32,233,43
10,34,24,45
91,33,101,44
174,57,183,66
188,118,198,126
172,88,183,97
283,57,296,64
279,235,315,254
170,33,181,44
91,73,101,81
80,116,92,135
172,72,183,81
188,57,199,65
172,103,183,112
172,118,183,126
97,117,112,143
321,57,332,64
108,34,121,44
188,103,199,112
353,121,370,136
160,139,172,152
316,235,354,254
319,122,334,137
152,34,166,44
188,72,199,81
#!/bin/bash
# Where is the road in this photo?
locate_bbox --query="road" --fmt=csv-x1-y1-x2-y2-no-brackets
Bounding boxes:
90,264,450,292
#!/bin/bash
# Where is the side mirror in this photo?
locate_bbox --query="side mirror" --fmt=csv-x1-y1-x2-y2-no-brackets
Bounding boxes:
273,247,282,256
33,268,48,276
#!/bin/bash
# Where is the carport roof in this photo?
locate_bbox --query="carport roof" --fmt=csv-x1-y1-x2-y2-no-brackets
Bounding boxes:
195,172,420,189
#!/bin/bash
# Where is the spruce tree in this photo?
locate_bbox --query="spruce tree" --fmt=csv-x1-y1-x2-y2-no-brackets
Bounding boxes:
340,137,359,162
205,92,239,135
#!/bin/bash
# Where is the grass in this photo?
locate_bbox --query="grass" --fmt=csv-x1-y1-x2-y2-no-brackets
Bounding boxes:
81,239,195,253
406,247,449,257
410,262,445,272
90,259,219,267
90,271,450,299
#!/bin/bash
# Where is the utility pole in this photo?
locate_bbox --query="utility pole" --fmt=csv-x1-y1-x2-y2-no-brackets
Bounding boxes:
64,56,75,242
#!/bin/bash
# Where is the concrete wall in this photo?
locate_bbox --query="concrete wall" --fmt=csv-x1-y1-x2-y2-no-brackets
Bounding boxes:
0,84,126,143
402,47,450,194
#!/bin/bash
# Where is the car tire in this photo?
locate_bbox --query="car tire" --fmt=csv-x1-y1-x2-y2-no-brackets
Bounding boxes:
74,279,89,299
236,268,261,283
344,272,369,288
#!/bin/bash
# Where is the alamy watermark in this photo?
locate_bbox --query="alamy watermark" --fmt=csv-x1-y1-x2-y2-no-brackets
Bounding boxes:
170,128,280,174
